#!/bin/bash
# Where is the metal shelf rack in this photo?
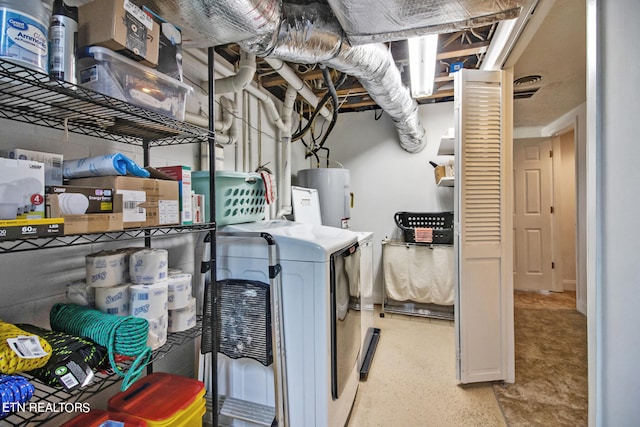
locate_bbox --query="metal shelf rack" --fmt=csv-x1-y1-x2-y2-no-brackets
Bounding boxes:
0,58,212,147
0,47,219,425
0,223,216,253
0,318,202,426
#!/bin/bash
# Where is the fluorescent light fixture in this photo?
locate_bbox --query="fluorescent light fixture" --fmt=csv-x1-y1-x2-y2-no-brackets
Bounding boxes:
408,34,438,98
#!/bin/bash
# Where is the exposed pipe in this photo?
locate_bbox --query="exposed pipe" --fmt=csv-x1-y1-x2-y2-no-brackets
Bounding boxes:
217,96,234,132
186,98,236,141
263,58,333,120
215,51,256,94
275,85,297,218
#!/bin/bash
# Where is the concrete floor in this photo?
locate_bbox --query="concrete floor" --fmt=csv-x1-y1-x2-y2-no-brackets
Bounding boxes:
347,309,506,427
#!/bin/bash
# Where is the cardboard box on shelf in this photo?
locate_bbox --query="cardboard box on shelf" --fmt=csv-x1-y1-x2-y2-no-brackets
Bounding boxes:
46,186,114,215
69,176,179,228
143,6,183,81
434,165,446,185
192,193,205,224
0,218,64,241
58,212,123,235
78,0,160,67
156,166,192,225
0,158,45,220
2,149,63,186
48,194,123,235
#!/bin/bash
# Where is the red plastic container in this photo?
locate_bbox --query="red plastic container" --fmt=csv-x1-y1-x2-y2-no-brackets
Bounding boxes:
108,373,206,427
61,409,147,427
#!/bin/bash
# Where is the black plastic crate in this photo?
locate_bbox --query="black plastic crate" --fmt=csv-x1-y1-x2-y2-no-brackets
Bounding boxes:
394,211,454,244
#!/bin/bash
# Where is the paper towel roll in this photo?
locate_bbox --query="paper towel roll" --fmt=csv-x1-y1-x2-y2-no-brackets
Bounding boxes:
167,268,182,275
129,282,168,320
147,314,168,350
95,283,130,316
129,249,169,284
168,297,196,333
167,273,192,310
86,250,128,287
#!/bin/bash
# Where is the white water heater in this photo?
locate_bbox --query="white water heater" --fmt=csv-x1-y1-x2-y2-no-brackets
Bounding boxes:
297,168,350,228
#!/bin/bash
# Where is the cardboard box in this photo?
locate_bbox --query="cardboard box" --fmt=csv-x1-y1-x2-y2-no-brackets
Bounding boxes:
48,194,123,235
59,212,123,235
0,218,64,241
156,166,192,225
434,165,446,185
46,186,114,215
0,158,45,220
143,7,183,81
69,176,179,228
78,0,160,67
192,193,205,224
3,149,63,186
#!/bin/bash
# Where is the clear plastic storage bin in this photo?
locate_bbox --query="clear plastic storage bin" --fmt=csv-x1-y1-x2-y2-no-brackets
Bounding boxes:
77,46,192,121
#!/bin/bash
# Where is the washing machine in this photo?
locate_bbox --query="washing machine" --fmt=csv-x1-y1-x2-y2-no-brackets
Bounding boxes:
216,220,361,427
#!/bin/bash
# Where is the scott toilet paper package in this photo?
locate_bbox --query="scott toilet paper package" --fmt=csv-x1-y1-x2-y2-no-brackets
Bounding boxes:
129,249,168,284
147,314,168,350
129,282,168,320
168,297,196,333
95,283,130,316
167,273,192,310
85,250,128,287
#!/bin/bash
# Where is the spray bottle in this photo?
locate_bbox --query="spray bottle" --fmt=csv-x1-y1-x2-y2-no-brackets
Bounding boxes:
48,0,78,84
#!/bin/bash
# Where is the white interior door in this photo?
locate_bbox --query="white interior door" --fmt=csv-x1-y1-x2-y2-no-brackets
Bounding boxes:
513,138,556,291
454,69,515,384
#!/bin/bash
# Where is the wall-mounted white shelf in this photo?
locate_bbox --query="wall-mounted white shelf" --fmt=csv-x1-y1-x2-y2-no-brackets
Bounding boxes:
437,177,455,187
438,136,455,156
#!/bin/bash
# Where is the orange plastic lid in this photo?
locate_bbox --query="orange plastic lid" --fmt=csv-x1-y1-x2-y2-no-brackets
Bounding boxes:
61,409,147,427
107,373,205,421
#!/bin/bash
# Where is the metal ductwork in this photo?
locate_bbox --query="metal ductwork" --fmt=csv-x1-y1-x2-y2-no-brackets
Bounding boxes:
325,0,524,45
142,0,524,152
136,0,281,47
241,2,426,153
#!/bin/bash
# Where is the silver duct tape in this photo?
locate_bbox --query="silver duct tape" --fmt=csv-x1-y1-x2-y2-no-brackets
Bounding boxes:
137,0,281,47
326,0,523,45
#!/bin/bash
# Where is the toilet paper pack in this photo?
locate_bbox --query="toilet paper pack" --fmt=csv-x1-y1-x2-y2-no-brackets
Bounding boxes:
86,250,129,287
129,282,168,320
167,273,192,310
129,248,169,284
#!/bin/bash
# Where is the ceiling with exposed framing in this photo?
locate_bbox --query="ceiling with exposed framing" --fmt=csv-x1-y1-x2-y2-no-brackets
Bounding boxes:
215,23,496,114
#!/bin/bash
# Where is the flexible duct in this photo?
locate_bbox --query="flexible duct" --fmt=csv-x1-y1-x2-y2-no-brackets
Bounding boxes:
240,2,426,153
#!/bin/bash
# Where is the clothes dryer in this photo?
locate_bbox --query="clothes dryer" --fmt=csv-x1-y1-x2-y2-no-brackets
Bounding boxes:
217,220,361,427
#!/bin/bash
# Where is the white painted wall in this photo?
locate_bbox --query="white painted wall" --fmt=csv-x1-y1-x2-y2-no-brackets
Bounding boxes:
292,103,455,302
592,0,640,424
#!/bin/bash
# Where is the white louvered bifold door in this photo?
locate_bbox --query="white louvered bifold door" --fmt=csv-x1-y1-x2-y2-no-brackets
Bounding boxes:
454,69,515,384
